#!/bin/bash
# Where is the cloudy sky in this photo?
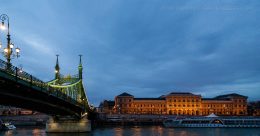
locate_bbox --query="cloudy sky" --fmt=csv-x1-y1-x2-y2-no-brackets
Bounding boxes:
0,0,260,106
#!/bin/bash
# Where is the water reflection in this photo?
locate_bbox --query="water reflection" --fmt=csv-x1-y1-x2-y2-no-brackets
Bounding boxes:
131,126,141,136
114,127,123,136
0,126,259,136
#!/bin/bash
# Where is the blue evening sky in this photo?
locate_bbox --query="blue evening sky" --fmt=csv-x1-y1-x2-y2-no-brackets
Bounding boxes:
0,0,260,106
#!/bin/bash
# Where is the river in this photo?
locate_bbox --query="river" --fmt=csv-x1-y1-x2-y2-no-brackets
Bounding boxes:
0,126,260,136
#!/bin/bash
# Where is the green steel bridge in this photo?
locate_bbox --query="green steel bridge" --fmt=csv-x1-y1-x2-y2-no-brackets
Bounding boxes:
0,56,93,118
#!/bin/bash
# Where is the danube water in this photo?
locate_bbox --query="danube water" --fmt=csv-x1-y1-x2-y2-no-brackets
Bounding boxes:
1,126,260,136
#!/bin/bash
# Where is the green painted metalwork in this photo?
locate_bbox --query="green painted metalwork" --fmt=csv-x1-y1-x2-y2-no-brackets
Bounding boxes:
0,58,91,113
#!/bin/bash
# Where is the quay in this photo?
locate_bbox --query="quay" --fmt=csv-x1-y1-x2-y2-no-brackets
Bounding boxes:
0,114,48,126
95,114,260,127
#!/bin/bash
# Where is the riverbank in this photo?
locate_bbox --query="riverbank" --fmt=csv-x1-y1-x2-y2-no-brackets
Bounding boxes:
0,114,48,126
1,114,260,127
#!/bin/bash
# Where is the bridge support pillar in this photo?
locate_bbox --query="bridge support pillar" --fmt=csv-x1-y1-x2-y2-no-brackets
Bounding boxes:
46,116,91,133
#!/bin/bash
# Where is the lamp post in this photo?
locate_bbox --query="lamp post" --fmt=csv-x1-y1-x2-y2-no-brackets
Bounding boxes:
0,14,20,69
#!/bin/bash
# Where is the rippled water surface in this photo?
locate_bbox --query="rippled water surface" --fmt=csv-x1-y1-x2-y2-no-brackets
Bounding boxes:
1,126,260,136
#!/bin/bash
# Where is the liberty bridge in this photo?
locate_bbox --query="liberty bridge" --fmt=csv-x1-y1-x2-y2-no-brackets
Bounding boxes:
0,55,93,132
0,14,93,132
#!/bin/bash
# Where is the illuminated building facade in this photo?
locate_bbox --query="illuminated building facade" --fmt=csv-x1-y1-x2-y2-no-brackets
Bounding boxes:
114,92,248,116
201,94,247,116
114,93,166,114
165,92,201,115
99,100,115,114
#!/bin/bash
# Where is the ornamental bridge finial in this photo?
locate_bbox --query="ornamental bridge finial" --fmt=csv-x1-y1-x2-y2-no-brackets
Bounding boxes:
55,54,60,79
78,54,83,79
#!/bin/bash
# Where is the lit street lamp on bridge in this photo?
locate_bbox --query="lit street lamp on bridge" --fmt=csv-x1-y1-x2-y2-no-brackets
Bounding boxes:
0,14,20,69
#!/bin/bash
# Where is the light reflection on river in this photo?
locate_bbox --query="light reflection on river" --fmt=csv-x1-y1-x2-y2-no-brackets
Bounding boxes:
0,126,260,136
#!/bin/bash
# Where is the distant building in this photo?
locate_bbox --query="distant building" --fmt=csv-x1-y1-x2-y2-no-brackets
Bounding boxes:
0,105,34,115
113,92,248,116
114,92,167,114
247,101,260,116
202,94,247,115
166,92,201,115
99,100,115,114
0,105,20,115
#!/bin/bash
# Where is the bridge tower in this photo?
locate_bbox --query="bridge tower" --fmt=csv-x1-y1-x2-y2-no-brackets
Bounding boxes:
55,54,60,79
46,55,92,132
78,54,83,79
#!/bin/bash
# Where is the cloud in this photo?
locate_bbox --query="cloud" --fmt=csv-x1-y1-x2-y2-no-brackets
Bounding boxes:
21,35,55,56
1,0,260,106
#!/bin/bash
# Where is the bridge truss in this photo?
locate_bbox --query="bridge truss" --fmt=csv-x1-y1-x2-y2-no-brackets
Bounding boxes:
0,58,92,117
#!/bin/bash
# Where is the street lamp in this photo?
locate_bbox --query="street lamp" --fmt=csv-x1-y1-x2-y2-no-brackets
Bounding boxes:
0,14,21,69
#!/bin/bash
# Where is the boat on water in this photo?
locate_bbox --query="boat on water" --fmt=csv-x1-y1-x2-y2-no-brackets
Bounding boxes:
1,122,16,130
107,116,122,121
163,113,260,128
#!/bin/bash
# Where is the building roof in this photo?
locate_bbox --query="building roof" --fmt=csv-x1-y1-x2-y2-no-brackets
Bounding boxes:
167,92,200,96
202,98,230,101
104,100,115,106
214,93,248,99
159,95,166,98
134,98,165,100
99,100,115,107
117,92,133,97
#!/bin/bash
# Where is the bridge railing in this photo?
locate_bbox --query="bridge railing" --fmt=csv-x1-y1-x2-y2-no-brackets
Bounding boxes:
0,59,84,108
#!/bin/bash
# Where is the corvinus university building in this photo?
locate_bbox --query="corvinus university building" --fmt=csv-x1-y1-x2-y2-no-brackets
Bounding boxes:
114,92,247,116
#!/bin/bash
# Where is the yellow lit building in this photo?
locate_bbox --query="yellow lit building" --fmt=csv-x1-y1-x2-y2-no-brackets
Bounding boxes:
114,93,166,114
165,92,201,115
201,94,247,116
114,92,248,116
